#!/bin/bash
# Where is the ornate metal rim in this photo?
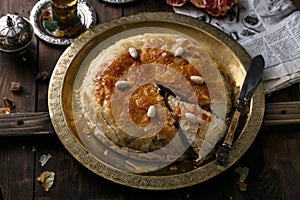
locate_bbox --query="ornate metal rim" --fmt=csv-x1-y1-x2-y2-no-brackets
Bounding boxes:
29,0,96,45
48,12,265,190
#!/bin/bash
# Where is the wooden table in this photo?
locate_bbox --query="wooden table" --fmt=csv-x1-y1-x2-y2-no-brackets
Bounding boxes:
1,0,300,199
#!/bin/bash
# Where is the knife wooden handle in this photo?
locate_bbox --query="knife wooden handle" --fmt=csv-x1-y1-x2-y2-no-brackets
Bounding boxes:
223,110,241,147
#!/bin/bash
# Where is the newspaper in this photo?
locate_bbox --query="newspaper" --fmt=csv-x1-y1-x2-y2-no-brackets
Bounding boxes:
173,0,300,94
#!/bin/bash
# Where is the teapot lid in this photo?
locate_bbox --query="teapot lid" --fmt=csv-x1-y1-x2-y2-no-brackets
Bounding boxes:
0,14,33,52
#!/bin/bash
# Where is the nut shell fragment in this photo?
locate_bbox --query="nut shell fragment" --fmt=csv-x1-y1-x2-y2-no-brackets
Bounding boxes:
0,107,10,114
39,154,52,167
235,166,249,191
10,81,22,93
36,171,55,192
236,181,247,191
35,71,49,81
3,97,15,109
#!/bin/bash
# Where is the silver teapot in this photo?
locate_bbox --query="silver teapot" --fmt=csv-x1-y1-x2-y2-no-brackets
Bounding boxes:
0,14,33,52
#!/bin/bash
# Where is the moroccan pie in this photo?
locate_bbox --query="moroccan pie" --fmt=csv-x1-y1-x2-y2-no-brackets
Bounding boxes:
78,33,232,166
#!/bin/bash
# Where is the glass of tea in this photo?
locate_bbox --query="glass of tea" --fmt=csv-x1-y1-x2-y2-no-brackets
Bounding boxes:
50,0,84,37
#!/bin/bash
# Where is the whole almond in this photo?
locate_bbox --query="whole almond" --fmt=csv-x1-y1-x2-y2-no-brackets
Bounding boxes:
147,105,156,118
115,80,129,89
190,76,204,84
185,112,198,124
174,47,184,57
128,47,138,58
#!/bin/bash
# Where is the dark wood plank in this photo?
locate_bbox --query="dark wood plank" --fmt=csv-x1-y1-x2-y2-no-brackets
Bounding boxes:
293,0,300,9
36,42,65,112
263,101,300,126
90,1,123,22
231,130,300,200
0,1,39,199
123,0,172,15
0,47,37,113
267,83,300,103
0,112,54,136
0,142,35,200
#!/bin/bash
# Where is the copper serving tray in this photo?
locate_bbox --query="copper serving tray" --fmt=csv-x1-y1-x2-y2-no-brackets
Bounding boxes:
48,12,265,190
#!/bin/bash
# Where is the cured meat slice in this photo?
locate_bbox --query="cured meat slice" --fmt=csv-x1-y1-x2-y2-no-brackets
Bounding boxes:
166,0,238,17
190,0,213,9
166,0,189,7
218,0,238,9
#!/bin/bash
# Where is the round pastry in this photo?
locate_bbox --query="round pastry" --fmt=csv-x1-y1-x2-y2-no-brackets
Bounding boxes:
78,33,232,167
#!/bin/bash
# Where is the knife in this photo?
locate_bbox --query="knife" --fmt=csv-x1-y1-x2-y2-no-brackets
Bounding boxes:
216,55,265,165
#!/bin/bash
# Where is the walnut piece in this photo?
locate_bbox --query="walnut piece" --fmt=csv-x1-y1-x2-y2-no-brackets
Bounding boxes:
0,107,10,114
3,97,15,109
235,166,249,191
37,171,55,192
10,81,22,93
35,71,49,81
39,154,52,167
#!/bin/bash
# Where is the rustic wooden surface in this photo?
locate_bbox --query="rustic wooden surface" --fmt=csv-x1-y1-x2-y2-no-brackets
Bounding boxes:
1,0,300,199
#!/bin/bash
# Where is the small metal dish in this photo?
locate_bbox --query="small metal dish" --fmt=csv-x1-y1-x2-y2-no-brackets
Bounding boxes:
29,0,96,45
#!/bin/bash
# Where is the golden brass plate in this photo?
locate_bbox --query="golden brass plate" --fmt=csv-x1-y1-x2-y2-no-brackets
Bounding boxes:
48,12,265,190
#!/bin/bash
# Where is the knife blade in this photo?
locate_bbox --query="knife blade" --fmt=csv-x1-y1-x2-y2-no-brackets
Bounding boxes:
216,55,265,165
